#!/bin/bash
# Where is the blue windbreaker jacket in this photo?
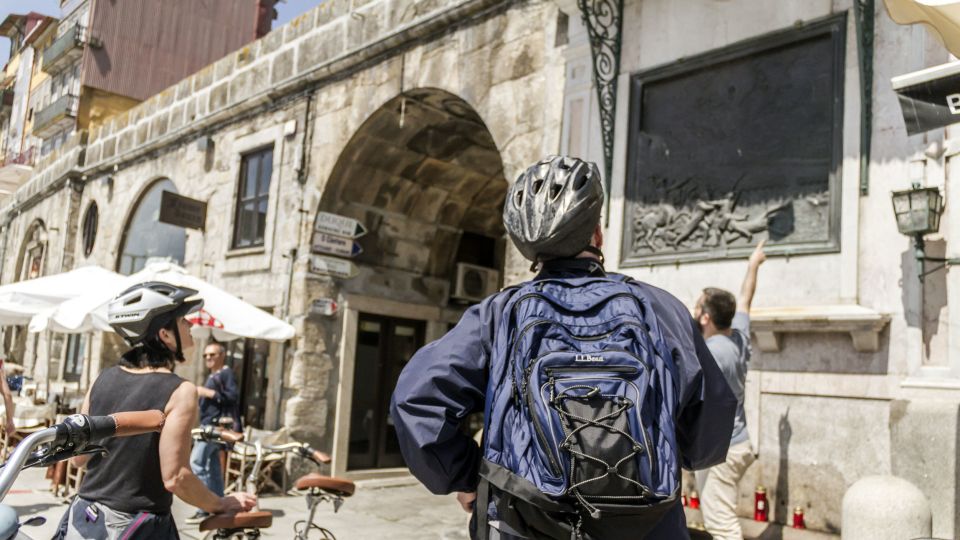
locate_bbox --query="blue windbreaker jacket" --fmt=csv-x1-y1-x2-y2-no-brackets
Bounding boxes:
390,259,737,539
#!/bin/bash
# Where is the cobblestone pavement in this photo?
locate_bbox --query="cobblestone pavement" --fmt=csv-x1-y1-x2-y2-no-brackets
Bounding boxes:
4,468,838,540
4,468,470,539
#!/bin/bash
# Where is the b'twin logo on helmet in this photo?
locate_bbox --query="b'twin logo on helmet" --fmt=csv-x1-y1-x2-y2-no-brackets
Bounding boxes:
574,354,603,363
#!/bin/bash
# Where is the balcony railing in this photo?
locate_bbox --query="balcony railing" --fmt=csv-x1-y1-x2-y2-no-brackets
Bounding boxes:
33,94,78,137
42,24,86,74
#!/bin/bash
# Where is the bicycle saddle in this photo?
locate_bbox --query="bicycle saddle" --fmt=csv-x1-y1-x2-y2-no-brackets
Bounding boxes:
198,511,273,531
294,474,356,496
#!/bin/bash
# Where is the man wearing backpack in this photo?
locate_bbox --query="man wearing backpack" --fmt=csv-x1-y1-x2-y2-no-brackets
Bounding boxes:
391,156,737,540
693,241,766,540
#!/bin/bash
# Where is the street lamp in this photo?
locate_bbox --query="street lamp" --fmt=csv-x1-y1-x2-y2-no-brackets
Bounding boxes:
891,183,960,280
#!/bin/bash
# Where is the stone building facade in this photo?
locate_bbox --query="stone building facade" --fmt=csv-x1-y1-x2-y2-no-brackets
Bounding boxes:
0,0,958,536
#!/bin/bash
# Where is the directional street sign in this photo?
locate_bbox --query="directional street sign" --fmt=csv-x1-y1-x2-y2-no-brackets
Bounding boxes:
311,232,362,258
314,212,367,239
308,254,359,279
310,298,339,316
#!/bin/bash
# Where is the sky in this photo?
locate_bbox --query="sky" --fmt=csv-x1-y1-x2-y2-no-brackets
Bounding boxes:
0,0,323,65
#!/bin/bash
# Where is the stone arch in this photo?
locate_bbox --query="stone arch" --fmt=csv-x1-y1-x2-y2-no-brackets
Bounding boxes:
4,219,48,372
317,87,509,284
291,89,511,466
15,219,48,282
115,177,186,275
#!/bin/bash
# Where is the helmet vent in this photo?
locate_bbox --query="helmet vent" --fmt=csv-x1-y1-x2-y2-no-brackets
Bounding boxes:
124,294,142,306
573,168,589,191
513,189,524,208
532,178,544,194
549,183,562,200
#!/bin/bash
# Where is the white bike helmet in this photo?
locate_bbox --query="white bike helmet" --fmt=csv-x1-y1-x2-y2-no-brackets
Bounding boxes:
108,282,202,361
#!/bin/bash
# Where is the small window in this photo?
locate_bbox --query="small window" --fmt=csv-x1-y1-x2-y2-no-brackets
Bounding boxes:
81,201,98,256
232,147,273,249
63,334,85,383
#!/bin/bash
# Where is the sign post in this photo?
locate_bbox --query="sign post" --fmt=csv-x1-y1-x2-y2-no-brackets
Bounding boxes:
314,212,367,238
308,254,359,279
311,232,362,258
309,298,339,316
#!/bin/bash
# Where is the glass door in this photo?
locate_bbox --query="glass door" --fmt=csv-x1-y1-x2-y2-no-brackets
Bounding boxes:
347,313,424,470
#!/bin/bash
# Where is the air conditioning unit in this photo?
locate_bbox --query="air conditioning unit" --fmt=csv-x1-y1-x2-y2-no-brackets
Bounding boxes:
452,263,500,302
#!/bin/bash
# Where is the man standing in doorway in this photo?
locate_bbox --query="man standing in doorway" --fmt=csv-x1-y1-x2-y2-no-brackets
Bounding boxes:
186,342,241,524
694,241,766,540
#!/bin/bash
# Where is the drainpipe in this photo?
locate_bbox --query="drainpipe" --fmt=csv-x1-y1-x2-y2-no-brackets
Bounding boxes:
275,89,315,428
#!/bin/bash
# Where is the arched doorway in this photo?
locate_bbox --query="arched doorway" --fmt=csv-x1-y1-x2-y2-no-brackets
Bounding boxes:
3,220,48,372
311,89,508,472
117,178,186,274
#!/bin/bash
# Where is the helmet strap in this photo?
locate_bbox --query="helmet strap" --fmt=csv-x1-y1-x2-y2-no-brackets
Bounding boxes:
583,245,605,266
172,322,185,362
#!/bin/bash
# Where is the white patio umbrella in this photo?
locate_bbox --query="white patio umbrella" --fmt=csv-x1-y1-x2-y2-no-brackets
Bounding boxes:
29,261,295,342
884,0,960,57
0,265,122,326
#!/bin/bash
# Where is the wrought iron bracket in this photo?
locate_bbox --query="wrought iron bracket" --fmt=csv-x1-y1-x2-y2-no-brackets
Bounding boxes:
853,0,874,196
577,0,624,224
913,234,960,281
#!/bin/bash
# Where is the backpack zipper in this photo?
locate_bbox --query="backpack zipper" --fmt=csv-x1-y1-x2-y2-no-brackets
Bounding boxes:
544,365,639,375
525,379,563,476
507,291,645,394
513,320,653,396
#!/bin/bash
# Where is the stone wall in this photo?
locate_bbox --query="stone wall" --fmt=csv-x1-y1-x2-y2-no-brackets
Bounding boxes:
583,0,958,534
0,0,560,461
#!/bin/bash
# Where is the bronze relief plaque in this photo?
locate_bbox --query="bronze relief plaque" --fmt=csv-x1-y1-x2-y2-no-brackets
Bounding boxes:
621,15,845,266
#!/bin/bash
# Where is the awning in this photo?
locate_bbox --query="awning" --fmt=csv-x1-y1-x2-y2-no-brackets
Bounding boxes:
29,261,295,343
884,0,960,57
892,61,960,134
0,265,121,326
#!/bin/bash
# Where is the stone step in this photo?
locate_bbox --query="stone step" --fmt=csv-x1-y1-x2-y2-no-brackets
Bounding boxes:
686,507,839,540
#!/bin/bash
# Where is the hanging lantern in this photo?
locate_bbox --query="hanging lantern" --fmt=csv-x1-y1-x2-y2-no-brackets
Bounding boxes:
891,185,943,236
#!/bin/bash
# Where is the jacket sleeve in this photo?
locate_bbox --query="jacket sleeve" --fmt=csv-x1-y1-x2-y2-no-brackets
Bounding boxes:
390,303,489,494
674,316,738,470
212,368,240,408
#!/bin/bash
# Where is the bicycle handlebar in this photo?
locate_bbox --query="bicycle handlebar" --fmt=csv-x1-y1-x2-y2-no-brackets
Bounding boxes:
191,425,243,444
0,411,166,501
191,428,330,465
312,449,332,464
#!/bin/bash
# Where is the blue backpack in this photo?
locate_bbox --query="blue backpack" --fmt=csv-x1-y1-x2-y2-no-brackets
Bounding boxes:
478,274,681,540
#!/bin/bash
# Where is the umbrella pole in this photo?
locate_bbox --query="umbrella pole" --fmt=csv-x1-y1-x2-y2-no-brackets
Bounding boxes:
44,330,51,405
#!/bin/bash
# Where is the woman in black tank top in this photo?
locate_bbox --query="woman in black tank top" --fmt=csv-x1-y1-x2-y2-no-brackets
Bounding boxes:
53,282,256,540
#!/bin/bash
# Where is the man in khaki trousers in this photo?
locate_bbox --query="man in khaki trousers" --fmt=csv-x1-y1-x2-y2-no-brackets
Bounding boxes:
693,242,766,539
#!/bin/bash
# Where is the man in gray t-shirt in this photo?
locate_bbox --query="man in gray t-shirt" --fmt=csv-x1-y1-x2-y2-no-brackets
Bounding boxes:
692,241,766,540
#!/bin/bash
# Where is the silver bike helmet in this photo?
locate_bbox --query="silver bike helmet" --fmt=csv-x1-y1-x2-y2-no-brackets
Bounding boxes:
108,282,203,360
503,155,604,262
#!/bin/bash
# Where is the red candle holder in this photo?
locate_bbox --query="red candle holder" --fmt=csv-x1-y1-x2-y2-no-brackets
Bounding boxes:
754,486,768,522
792,506,805,529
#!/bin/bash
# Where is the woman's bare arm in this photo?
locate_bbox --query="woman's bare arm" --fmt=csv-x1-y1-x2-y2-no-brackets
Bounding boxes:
159,381,256,513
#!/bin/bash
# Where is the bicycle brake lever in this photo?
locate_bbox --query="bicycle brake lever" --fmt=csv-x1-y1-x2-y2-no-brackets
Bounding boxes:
24,445,108,469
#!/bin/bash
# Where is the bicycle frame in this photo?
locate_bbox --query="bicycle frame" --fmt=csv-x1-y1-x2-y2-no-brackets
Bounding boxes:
192,428,343,540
